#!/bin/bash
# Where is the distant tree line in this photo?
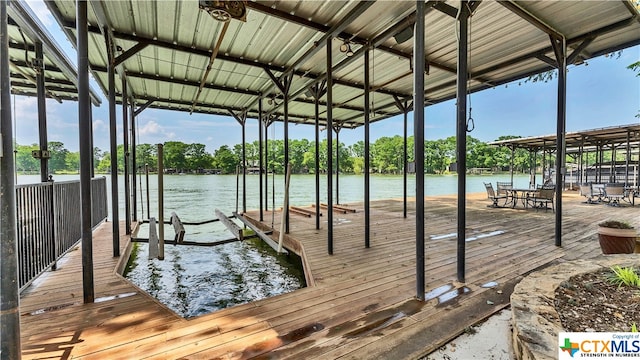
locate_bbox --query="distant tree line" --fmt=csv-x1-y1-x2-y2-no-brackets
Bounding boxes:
15,136,611,176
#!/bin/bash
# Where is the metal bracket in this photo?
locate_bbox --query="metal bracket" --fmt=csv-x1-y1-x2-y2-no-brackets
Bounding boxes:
31,57,44,71
31,150,51,159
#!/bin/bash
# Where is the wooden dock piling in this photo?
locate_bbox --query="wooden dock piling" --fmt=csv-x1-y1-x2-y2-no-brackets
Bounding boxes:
170,212,185,244
148,217,158,259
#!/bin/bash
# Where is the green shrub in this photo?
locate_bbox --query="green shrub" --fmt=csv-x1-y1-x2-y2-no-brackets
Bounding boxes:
608,266,640,288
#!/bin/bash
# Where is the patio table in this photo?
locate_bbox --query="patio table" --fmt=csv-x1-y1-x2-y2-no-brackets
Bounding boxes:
507,188,537,208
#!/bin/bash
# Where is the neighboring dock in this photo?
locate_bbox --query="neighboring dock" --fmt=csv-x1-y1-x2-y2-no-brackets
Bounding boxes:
19,193,638,359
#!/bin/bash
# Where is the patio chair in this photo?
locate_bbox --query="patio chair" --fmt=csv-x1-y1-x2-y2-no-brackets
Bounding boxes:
496,182,513,197
528,186,555,212
604,183,625,206
484,182,509,208
579,183,599,204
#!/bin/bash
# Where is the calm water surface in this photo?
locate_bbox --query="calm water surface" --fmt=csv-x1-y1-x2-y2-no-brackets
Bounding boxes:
18,172,535,317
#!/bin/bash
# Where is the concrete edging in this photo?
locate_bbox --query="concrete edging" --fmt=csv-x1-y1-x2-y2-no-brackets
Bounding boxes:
511,255,639,360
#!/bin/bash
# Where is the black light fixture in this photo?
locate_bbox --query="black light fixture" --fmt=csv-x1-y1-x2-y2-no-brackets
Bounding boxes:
339,40,354,57
394,25,414,44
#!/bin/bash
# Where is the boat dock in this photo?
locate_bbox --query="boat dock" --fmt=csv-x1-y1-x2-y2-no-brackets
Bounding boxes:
19,192,638,359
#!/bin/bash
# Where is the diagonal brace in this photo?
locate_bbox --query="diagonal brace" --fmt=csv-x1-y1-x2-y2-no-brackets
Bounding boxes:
114,41,150,67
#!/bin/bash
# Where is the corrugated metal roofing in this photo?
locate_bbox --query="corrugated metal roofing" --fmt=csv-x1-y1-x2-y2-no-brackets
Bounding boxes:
6,0,101,105
44,0,640,127
490,124,640,150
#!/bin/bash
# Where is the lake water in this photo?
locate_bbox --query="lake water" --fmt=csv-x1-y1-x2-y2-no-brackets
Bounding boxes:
19,172,538,222
18,172,536,317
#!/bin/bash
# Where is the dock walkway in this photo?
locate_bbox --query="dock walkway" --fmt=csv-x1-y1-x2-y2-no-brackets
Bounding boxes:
19,193,638,359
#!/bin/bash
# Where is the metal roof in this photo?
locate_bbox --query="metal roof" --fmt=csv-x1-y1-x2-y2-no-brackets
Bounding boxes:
45,0,640,127
6,1,101,105
489,123,640,151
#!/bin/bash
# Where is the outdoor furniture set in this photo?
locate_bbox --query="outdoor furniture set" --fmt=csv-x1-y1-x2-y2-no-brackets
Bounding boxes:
579,183,638,206
484,182,555,212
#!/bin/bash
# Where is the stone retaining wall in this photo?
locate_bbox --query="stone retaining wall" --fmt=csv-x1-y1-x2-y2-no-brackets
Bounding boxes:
511,255,638,360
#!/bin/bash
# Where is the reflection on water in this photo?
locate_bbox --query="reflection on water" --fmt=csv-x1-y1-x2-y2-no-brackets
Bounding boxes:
125,237,306,318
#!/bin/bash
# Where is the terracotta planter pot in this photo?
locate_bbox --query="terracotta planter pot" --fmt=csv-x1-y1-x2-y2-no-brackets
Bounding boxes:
597,226,637,254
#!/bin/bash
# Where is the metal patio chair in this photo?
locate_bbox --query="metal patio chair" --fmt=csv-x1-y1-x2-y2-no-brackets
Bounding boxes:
579,183,600,204
484,182,509,208
496,182,513,197
527,185,555,212
604,183,625,206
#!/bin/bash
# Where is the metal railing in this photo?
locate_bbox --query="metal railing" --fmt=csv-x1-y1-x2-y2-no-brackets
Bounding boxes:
16,177,108,292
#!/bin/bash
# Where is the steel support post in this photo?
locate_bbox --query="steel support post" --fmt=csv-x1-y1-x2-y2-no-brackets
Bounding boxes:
122,78,131,234
510,146,515,184
89,105,94,177
327,36,334,255
0,1,22,355
542,141,546,182
131,104,137,221
145,164,150,219
36,39,57,272
456,2,470,282
265,120,269,212
611,147,616,182
284,82,290,233
414,0,426,300
77,0,95,303
625,131,630,186
157,144,164,260
364,49,371,247
242,114,247,214
637,138,640,187
585,149,590,183
315,85,321,230
259,99,264,221
336,127,340,205
403,107,408,218
554,37,567,247
526,150,531,187
533,150,538,187
107,48,120,257
598,144,603,182
35,41,49,183
578,140,583,184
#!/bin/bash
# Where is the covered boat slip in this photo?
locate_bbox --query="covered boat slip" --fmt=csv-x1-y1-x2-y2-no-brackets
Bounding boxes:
3,0,640,358
18,194,640,359
41,0,640,293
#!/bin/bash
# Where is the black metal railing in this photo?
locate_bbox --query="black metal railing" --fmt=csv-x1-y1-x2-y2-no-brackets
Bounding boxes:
16,177,108,291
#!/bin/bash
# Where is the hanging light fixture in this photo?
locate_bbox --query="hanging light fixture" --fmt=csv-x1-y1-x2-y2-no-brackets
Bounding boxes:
339,40,354,57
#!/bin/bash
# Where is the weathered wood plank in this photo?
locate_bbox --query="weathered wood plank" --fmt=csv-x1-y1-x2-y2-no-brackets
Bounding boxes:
148,217,159,259
170,212,186,243
289,206,313,217
18,194,640,359
215,208,243,241
234,212,288,254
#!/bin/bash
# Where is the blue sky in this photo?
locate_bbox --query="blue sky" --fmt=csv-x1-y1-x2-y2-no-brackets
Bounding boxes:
12,1,640,153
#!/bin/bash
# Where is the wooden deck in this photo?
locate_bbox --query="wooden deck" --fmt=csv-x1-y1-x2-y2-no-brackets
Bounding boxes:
19,192,638,359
